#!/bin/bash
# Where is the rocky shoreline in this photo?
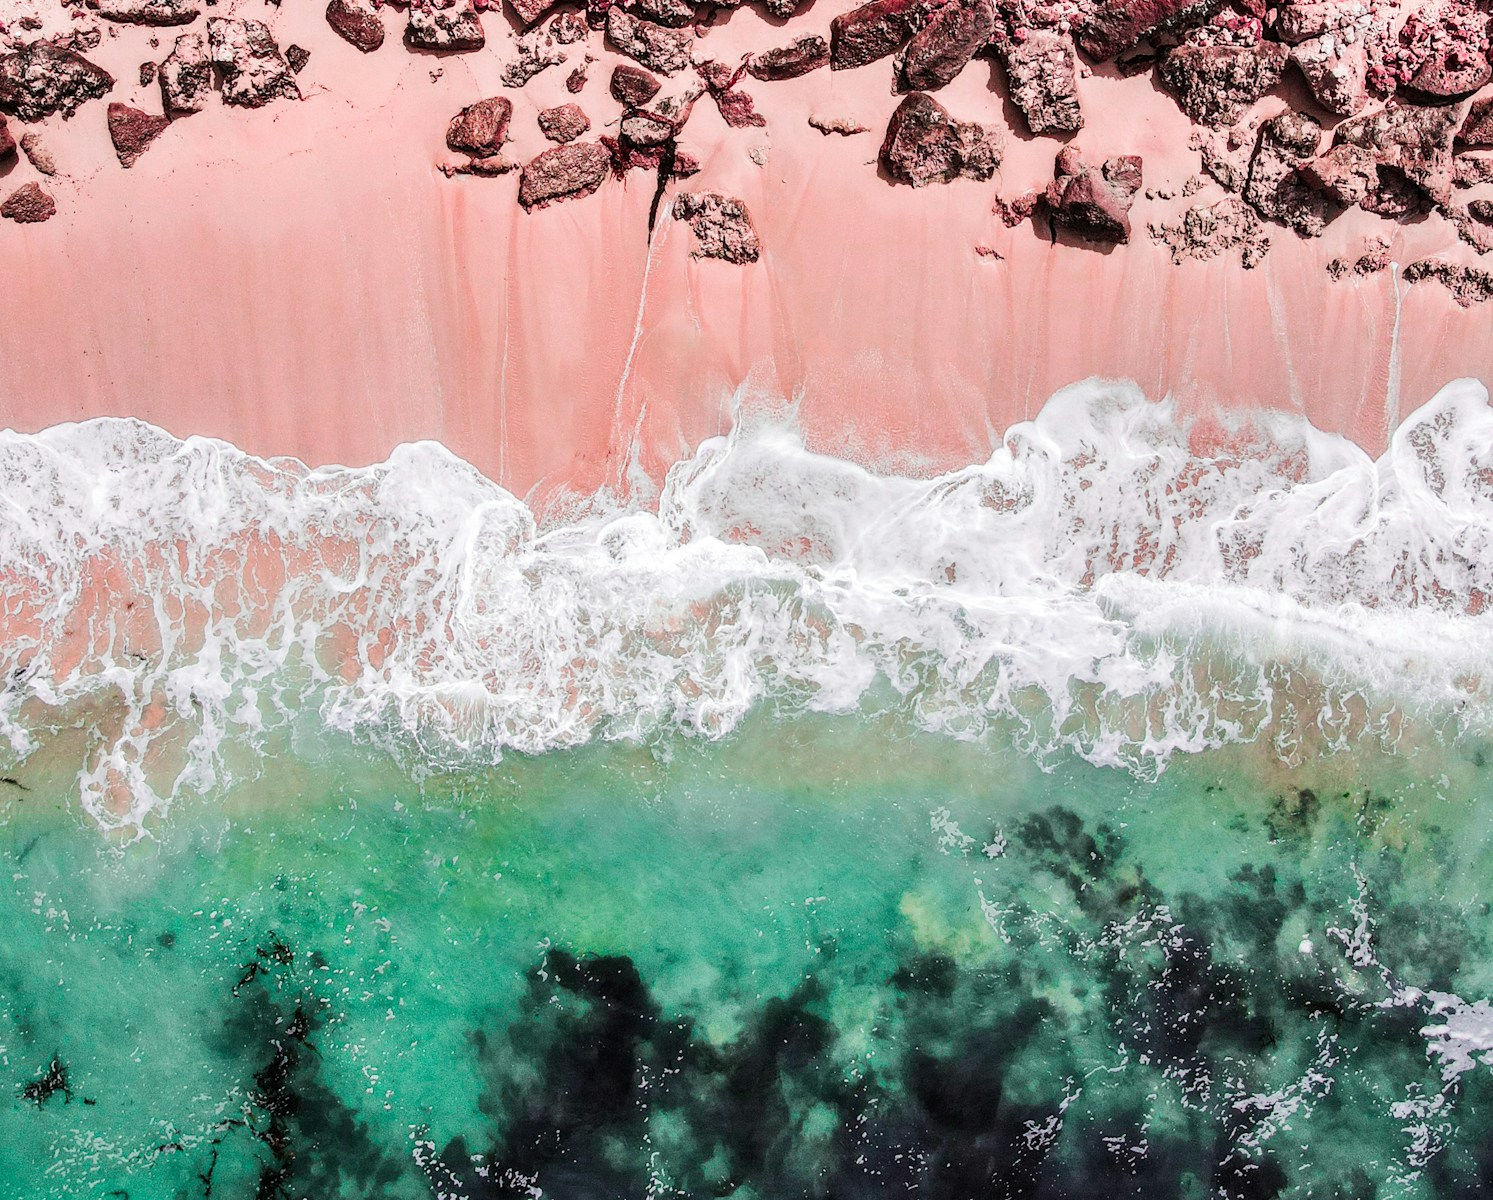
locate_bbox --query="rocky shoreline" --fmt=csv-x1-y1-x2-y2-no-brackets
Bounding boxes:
2,0,1493,295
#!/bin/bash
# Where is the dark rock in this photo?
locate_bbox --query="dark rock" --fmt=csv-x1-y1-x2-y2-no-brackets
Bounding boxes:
509,0,562,26
714,88,766,127
1159,42,1288,127
626,0,695,28
1403,257,1493,306
879,90,1002,186
1077,0,1223,61
0,41,114,123
89,0,199,24
159,31,211,113
139,61,158,86
326,0,386,52
1290,36,1369,116
447,95,513,154
606,8,692,75
747,35,830,81
1045,146,1142,243
519,141,610,208
898,0,994,91
831,0,944,71
1149,195,1269,266
539,102,590,142
565,65,588,92
0,116,13,163
549,11,590,41
285,45,311,73
406,3,486,52
1460,96,1493,146
1333,101,1460,209
20,131,56,175
809,112,869,134
611,63,661,105
1243,110,1329,234
107,102,171,167
673,191,760,262
2,182,56,223
207,18,301,107
1000,29,1081,134
992,188,1041,225
1454,149,1493,187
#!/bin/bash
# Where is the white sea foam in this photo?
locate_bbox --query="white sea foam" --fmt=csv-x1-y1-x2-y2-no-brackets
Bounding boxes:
4,377,1493,830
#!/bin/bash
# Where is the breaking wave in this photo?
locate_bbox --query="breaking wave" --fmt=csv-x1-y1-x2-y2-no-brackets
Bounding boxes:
5,377,1493,830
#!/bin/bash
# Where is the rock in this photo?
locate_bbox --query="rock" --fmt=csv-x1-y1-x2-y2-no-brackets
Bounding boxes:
606,9,692,75
1460,96,1493,146
1299,142,1378,207
993,188,1041,225
831,0,943,71
519,141,610,209
2,182,56,223
566,65,588,92
898,0,994,91
285,45,311,74
20,131,56,175
626,0,695,28
1273,0,1362,44
88,0,199,25
139,61,158,86
809,113,869,134
1077,0,1223,62
1149,195,1269,266
1291,35,1368,116
207,19,301,107
446,154,519,176
1398,1,1490,101
621,111,676,144
1243,110,1329,234
107,102,171,167
879,90,1002,186
673,191,760,262
1333,101,1460,209
0,41,114,122
539,102,590,142
0,116,13,163
549,11,590,42
999,29,1081,134
1454,149,1493,187
747,36,830,82
447,95,513,155
500,35,565,86
699,64,765,127
1045,147,1143,243
611,64,661,105
159,31,211,114
1159,42,1288,127
509,0,562,26
1403,257,1493,306
326,0,386,52
406,4,486,52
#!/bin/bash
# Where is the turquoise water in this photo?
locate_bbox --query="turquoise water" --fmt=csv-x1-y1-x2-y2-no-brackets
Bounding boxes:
2,715,1492,1198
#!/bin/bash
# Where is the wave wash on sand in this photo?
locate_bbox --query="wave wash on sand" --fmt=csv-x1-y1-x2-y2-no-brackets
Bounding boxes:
4,377,1493,832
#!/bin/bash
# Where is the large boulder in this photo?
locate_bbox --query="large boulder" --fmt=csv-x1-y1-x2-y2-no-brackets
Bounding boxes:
159,31,211,114
1045,146,1142,243
747,35,830,81
898,0,995,91
1159,42,1288,127
1329,100,1461,210
606,8,693,75
1459,95,1493,146
0,41,114,122
673,192,761,263
1290,35,1369,116
447,96,513,154
405,3,486,51
1077,0,1223,61
1000,30,1082,134
326,0,387,52
1397,1,1490,101
2,182,56,223
831,0,945,70
879,90,1002,186
518,141,611,209
1243,110,1330,234
88,0,199,25
107,102,171,167
207,18,301,107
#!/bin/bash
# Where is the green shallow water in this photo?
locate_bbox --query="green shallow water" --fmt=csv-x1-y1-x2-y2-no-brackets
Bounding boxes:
2,716,1493,1199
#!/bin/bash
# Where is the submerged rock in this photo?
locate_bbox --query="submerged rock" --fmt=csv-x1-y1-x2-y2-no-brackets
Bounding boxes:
1045,146,1143,243
519,141,610,209
0,41,114,122
673,191,761,262
2,182,57,224
326,0,387,53
1159,42,1288,127
1000,30,1082,135
447,96,513,155
898,0,994,92
207,18,301,107
159,31,211,114
880,90,1002,186
107,102,171,167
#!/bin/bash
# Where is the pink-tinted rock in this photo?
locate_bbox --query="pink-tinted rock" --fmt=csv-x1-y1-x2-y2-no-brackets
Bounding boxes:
879,90,1003,186
621,110,676,145
626,0,695,28
88,0,199,25
539,102,591,142
565,65,588,92
405,3,486,52
809,113,869,134
508,0,562,25
446,95,513,155
898,0,994,91
207,18,301,107
107,102,171,167
1159,41,1287,127
1243,110,1330,234
518,141,611,209
1045,147,1142,243
747,35,830,81
0,41,114,123
606,8,693,75
549,11,590,42
1291,35,1368,116
1460,96,1493,146
672,191,760,263
611,64,662,105
326,0,386,53
1000,29,1081,134
159,31,211,114
831,0,944,71
2,182,56,223
1299,142,1378,207
1398,2,1490,101
19,131,55,175
0,116,14,163
501,36,565,87
1454,149,1493,187
1272,0,1356,44
1333,101,1460,208
1077,0,1223,61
